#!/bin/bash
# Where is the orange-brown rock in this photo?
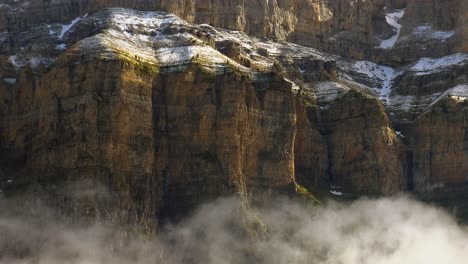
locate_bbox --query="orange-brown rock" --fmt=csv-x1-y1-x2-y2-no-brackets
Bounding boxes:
320,89,403,194
409,97,468,192
152,68,300,219
0,0,391,61
0,56,159,232
294,94,328,189
0,2,466,229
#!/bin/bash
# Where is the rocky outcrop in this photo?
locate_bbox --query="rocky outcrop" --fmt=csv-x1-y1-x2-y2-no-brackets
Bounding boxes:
320,89,403,194
293,93,328,189
0,7,410,228
409,95,468,192
0,0,392,61
153,67,302,220
0,56,159,232
0,2,466,230
377,0,468,64
2,0,466,64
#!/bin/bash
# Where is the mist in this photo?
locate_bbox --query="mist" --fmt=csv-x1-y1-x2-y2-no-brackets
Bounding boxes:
1,194,468,264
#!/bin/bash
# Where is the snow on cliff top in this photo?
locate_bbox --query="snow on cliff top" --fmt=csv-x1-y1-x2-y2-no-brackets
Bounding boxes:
108,8,187,32
421,84,468,114
156,45,234,67
410,53,468,75
75,8,249,72
352,61,398,100
412,25,454,40
314,81,351,104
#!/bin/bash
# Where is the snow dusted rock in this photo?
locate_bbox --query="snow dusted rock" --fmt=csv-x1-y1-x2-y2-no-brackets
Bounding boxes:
410,85,468,191
379,9,406,49
376,0,468,64
0,2,466,228
0,0,400,63
386,54,468,122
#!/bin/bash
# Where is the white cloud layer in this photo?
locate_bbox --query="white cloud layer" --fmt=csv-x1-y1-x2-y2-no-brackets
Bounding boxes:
1,195,467,264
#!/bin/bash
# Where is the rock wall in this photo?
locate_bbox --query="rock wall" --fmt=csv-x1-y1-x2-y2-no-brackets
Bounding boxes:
320,90,403,194
378,0,468,64
0,0,390,60
0,57,159,232
409,97,468,192
0,1,465,230
152,67,300,220
0,52,404,230
1,0,465,63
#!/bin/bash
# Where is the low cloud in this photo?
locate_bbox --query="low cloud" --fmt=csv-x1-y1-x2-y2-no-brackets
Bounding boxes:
1,194,467,264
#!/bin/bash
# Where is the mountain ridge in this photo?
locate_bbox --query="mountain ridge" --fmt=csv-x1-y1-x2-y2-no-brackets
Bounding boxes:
0,1,467,230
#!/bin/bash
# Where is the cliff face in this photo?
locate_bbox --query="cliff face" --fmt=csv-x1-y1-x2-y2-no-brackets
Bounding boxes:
1,0,465,64
0,0,395,61
0,8,407,228
0,57,159,231
409,92,468,191
381,0,468,64
153,68,303,219
320,90,402,194
0,1,467,229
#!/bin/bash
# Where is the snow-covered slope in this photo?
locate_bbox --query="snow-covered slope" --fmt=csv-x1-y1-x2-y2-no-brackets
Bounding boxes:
351,61,398,100
379,9,405,49
410,54,468,75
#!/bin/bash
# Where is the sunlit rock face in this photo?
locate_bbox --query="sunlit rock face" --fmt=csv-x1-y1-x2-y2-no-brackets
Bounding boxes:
0,0,397,61
0,0,467,229
1,0,465,64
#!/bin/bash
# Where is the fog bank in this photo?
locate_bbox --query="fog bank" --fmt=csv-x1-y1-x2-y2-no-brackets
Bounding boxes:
1,195,467,264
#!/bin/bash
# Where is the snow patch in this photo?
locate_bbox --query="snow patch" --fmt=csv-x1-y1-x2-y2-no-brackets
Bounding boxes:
58,15,86,39
8,55,54,69
446,84,468,102
330,190,343,196
395,131,405,138
285,78,301,92
314,81,350,104
422,84,468,113
77,30,157,64
352,61,398,100
110,9,184,33
413,25,455,40
0,31,8,43
379,9,405,49
47,25,55,36
207,26,254,52
156,45,230,66
9,55,24,68
56,44,67,50
3,78,17,84
410,53,468,75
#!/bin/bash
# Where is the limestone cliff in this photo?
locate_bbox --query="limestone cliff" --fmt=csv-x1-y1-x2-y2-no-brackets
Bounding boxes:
409,89,468,192
1,0,465,63
0,0,395,61
0,1,467,230
0,8,407,228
